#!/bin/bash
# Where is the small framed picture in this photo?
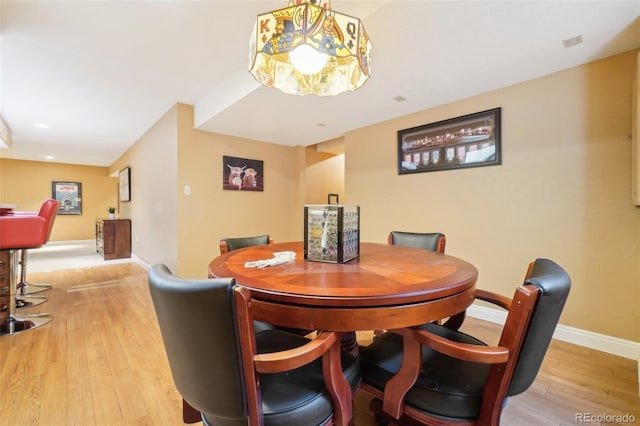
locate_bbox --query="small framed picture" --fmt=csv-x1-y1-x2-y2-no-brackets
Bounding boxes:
119,166,131,202
52,181,82,215
223,156,264,191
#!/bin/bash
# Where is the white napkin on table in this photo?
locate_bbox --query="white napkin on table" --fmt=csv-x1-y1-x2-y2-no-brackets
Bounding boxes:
244,251,296,268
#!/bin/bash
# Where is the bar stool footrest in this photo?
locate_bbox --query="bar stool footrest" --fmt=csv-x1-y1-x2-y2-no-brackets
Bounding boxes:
17,282,53,295
15,295,48,310
0,313,53,336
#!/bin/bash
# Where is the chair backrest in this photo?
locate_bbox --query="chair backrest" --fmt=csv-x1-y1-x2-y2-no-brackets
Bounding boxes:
219,234,272,254
508,258,571,395
0,199,59,249
388,231,446,254
148,264,248,424
38,199,59,242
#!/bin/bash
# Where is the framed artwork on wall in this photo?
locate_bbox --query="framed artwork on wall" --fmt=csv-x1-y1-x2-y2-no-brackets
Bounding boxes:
119,166,131,202
223,156,264,191
52,181,82,215
397,107,502,174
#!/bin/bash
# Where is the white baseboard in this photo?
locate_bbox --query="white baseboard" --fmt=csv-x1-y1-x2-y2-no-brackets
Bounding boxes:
132,254,151,271
467,304,640,361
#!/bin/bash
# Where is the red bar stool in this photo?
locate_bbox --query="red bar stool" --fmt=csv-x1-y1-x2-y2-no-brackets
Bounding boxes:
0,199,59,336
9,211,54,296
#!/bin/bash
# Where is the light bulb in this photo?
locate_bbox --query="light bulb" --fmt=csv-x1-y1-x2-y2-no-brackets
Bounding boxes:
289,44,328,75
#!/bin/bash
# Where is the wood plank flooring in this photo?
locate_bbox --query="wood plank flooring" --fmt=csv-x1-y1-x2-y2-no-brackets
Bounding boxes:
1,264,638,426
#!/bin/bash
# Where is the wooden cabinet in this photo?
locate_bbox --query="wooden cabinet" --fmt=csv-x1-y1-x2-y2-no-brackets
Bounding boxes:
95,219,131,260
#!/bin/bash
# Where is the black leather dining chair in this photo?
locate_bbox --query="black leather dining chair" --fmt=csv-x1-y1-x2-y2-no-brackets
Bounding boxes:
148,264,361,426
219,234,273,254
387,231,446,253
359,258,571,426
375,231,449,336
219,234,312,336
220,234,275,334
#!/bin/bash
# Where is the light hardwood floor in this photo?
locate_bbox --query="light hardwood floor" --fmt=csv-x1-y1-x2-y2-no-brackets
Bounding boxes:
1,263,638,425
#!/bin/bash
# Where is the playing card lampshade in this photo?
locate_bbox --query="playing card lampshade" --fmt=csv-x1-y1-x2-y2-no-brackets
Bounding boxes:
249,0,372,96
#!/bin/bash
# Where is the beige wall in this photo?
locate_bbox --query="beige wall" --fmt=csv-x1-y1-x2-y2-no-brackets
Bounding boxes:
113,103,308,278
0,158,117,241
304,145,345,204
109,105,179,272
346,50,640,342
632,51,639,206
635,51,640,354
175,104,305,277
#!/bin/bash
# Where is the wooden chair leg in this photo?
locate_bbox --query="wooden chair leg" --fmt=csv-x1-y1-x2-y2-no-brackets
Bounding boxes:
441,310,466,330
182,399,201,423
369,399,393,425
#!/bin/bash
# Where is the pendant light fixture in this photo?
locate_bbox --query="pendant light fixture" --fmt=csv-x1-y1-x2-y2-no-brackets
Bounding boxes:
249,0,372,96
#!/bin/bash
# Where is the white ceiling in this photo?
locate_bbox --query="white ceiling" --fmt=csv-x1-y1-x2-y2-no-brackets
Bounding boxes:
1,1,639,167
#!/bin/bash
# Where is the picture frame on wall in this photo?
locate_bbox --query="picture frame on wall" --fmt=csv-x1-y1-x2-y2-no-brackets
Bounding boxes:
223,156,264,191
52,181,82,215
397,107,502,174
119,166,131,202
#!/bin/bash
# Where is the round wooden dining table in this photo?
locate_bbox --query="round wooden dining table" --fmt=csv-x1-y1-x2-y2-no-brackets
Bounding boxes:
208,241,478,333
208,241,478,426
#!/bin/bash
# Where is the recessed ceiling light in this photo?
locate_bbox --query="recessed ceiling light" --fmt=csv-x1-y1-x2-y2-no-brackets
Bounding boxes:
44,155,54,160
393,96,406,102
316,123,327,127
562,35,583,48
34,123,49,129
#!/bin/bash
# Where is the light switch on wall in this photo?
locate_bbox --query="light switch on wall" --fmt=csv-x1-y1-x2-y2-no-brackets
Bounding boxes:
184,185,191,196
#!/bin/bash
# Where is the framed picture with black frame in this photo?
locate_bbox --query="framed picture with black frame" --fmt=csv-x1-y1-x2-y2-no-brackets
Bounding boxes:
397,107,502,174
119,166,131,202
52,181,82,215
223,156,264,191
